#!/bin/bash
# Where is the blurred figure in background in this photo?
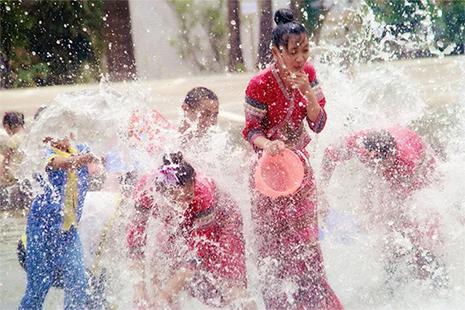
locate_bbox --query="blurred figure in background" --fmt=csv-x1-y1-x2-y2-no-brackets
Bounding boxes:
179,87,219,144
128,86,220,156
0,111,31,210
320,126,448,291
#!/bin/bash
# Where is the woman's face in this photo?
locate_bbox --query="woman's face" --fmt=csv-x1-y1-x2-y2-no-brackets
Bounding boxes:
273,34,310,75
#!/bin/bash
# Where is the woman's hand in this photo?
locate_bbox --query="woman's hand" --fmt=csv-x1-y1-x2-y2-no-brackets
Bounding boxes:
288,70,321,121
289,71,312,94
133,281,152,310
263,140,286,156
153,268,193,308
72,153,99,168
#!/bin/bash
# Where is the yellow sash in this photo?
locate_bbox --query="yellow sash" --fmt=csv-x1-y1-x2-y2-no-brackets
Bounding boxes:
49,146,79,231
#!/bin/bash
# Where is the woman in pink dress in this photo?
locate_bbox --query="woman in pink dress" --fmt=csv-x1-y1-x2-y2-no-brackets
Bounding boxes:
242,8,343,310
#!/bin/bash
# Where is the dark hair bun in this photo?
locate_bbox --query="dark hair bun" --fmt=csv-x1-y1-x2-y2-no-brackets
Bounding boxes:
274,8,295,26
163,152,184,165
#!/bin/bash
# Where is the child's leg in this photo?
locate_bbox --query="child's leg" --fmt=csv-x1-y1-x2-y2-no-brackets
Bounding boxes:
61,228,88,310
19,225,57,309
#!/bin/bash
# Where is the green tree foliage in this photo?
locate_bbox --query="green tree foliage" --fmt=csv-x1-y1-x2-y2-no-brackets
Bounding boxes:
0,0,104,88
365,0,464,56
300,0,464,58
301,0,332,44
435,1,465,54
168,0,228,72
366,0,428,34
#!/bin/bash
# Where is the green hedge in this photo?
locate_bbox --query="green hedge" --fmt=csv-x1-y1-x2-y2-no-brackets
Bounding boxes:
0,0,104,88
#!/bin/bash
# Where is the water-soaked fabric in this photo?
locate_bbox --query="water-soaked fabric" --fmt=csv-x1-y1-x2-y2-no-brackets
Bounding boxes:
19,144,90,309
244,62,342,309
127,174,247,307
324,127,437,199
251,156,343,310
324,128,446,287
243,62,327,152
19,227,87,310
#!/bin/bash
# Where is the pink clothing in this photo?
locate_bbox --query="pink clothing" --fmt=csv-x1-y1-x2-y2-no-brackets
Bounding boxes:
243,63,327,151
127,174,247,307
324,127,436,198
252,156,343,309
244,62,343,309
323,127,445,284
128,109,175,154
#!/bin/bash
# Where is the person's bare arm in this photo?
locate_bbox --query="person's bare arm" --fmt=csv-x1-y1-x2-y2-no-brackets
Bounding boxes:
48,153,95,170
156,268,194,307
252,136,286,155
290,71,322,122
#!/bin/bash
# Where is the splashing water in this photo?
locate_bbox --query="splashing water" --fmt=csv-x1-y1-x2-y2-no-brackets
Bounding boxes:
1,2,465,309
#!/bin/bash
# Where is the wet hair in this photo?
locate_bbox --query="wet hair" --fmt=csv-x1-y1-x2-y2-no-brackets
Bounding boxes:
3,111,25,129
160,152,196,186
183,87,218,110
362,130,397,160
272,8,308,49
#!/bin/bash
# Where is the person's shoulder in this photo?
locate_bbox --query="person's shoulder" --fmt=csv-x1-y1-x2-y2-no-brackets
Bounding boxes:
195,174,216,192
387,126,421,143
346,130,371,149
194,174,217,203
135,172,155,194
246,66,274,104
247,67,273,89
133,172,158,209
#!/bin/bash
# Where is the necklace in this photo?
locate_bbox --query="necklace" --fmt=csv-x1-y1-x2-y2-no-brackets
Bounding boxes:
271,64,298,135
271,64,296,107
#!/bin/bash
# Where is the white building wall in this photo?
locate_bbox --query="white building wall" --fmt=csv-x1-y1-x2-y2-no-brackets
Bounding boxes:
128,0,198,80
129,0,290,79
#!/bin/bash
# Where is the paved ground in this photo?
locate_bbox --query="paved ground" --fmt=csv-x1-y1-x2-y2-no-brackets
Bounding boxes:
1,55,463,126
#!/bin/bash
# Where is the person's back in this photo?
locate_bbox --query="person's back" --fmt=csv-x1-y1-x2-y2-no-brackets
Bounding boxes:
384,127,436,196
322,127,436,199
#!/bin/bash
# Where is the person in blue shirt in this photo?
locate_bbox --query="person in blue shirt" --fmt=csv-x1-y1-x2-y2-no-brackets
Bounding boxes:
19,135,98,310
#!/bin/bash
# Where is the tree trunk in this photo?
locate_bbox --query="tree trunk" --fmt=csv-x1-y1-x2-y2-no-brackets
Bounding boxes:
257,0,272,69
103,0,136,81
0,52,11,89
228,0,244,72
290,0,303,22
312,1,332,46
